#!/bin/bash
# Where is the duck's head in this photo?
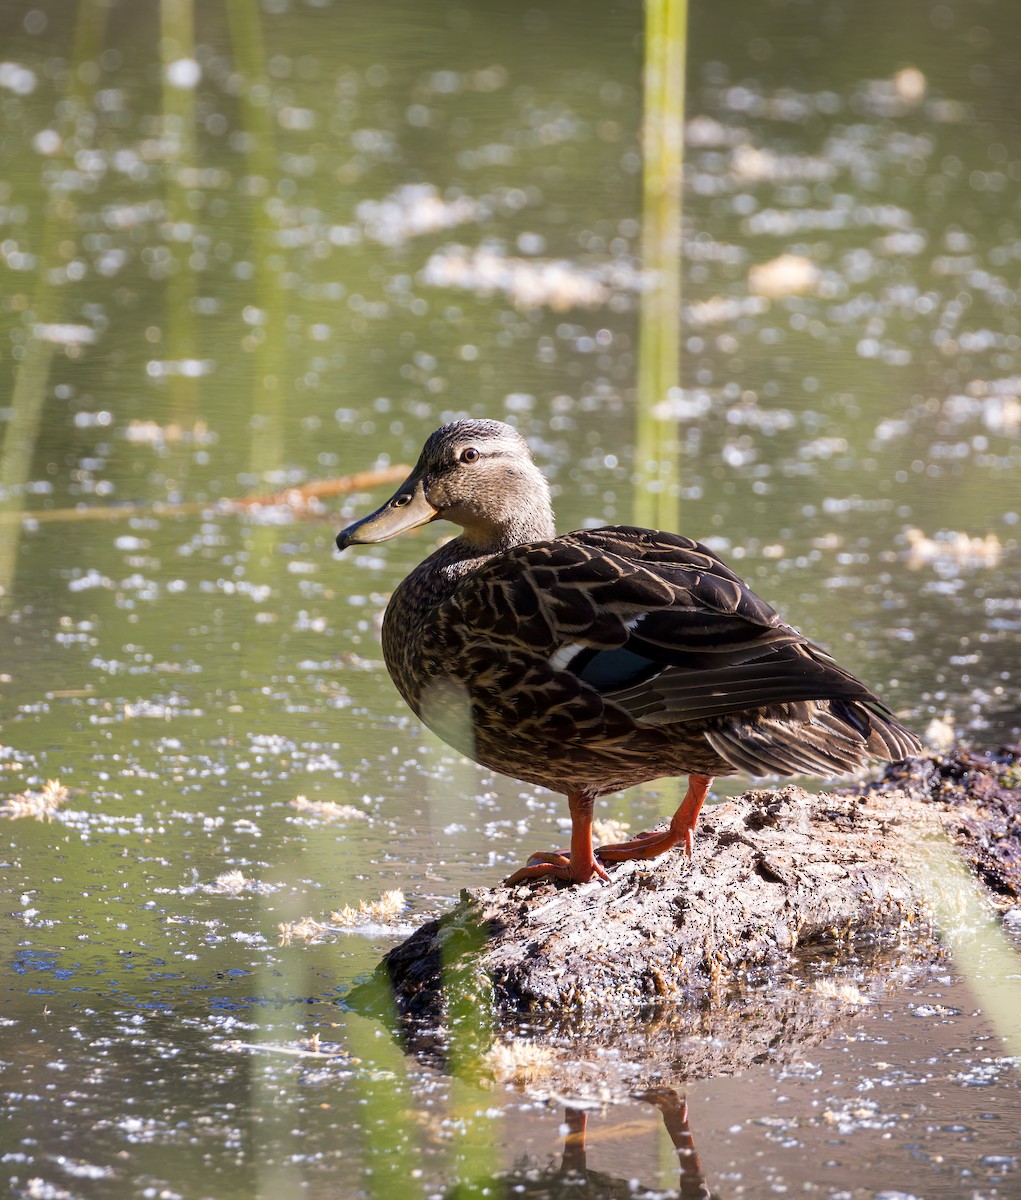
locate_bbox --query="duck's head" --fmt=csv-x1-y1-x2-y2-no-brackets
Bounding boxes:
335,419,555,552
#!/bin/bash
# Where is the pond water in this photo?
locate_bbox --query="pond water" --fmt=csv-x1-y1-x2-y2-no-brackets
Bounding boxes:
1,0,1020,1196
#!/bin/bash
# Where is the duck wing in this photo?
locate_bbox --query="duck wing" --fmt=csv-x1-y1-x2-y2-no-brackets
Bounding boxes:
442,525,860,712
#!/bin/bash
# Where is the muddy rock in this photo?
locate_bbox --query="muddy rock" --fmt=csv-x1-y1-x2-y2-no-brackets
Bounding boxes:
355,748,1020,1062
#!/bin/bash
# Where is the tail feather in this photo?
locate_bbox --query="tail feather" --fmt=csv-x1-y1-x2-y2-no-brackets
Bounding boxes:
835,698,923,761
703,697,921,780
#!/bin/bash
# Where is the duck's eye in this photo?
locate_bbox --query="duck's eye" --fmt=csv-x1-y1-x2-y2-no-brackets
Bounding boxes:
392,493,412,507
460,447,480,463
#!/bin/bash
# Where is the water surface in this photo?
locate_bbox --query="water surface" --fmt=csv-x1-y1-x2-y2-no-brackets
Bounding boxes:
1,0,1019,1196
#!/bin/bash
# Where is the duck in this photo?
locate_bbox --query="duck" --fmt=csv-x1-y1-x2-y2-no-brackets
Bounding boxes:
335,419,921,886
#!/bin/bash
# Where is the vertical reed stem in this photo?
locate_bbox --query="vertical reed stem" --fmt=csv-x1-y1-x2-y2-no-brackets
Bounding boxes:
0,0,107,609
224,0,287,481
634,0,687,531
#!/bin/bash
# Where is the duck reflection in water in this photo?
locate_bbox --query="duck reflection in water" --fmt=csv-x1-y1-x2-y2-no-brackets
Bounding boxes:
445,1088,714,1199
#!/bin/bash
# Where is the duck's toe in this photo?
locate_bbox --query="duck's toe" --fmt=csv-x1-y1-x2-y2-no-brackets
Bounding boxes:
503,849,609,886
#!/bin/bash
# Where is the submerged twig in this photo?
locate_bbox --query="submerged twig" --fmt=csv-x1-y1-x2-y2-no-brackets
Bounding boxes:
1,465,410,527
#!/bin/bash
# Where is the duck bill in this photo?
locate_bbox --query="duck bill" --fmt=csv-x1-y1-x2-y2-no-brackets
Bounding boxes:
335,477,438,550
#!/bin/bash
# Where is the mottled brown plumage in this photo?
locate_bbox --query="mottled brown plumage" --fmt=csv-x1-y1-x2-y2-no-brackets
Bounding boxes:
336,419,921,885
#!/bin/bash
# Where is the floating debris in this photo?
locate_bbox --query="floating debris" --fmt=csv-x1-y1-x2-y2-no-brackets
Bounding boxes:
330,889,406,927
422,244,638,310
731,145,836,184
924,713,957,752
206,870,250,895
357,184,479,247
0,62,37,95
32,323,96,346
748,253,822,298
485,1038,556,1084
686,114,747,148
894,67,927,104
960,378,1021,436
224,1037,354,1061
277,917,329,947
743,200,913,238
686,294,768,327
855,69,932,118
0,779,69,821
204,870,277,896
592,817,630,844
821,1099,893,1133
278,889,407,945
123,419,217,449
145,358,215,379
20,1178,78,1200
813,978,871,1006
904,527,1003,570
288,794,369,822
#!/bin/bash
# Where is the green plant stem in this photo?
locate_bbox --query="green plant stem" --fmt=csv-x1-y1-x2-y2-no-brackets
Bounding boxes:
224,0,287,481
634,0,687,532
0,0,107,611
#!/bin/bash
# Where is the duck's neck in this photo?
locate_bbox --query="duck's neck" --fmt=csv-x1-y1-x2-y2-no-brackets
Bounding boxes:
421,498,556,587
458,505,557,555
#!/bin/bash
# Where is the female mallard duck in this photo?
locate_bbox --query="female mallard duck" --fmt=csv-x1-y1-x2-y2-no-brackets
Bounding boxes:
336,419,920,886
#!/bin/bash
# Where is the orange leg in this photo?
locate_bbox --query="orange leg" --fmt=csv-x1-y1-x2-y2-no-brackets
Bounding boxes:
596,774,712,864
504,791,610,886
633,1089,707,1198
559,1108,588,1176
